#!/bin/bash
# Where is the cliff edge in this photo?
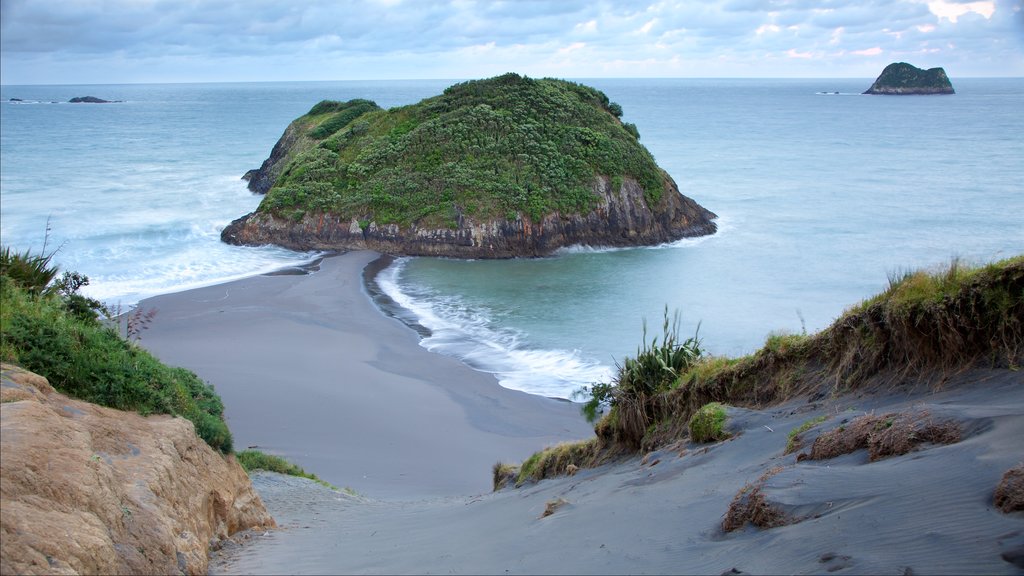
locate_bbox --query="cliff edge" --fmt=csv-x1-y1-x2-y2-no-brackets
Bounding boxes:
863,62,955,95
0,364,275,575
222,73,716,257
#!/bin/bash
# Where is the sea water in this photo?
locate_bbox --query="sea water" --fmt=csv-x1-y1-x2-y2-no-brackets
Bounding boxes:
2,78,1022,399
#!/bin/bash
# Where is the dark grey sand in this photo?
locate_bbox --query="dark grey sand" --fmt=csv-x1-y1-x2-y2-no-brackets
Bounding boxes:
142,252,1024,574
140,251,593,498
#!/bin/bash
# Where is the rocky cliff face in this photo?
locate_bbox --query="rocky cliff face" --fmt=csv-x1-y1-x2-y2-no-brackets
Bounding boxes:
222,175,716,258
0,364,275,575
864,62,955,95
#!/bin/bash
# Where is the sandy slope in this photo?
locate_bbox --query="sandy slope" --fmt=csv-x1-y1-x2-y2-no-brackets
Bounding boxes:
140,251,1024,574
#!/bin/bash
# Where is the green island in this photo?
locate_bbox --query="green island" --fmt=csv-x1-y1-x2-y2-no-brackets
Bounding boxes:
863,62,955,95
222,73,716,257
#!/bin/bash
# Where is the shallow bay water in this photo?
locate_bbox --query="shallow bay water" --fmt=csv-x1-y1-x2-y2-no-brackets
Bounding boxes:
2,78,1022,398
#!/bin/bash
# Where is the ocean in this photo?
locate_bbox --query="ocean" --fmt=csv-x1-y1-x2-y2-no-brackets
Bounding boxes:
2,78,1022,399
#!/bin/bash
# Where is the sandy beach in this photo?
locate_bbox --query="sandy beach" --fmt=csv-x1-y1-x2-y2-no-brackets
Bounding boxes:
140,251,593,499
139,252,1024,574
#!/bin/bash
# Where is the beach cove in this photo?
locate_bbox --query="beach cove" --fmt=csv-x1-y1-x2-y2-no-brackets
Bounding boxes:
139,250,594,499
133,251,1024,575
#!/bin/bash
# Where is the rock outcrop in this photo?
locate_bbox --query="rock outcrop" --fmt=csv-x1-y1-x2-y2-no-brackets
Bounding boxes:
223,175,716,257
0,364,274,575
68,96,120,103
222,74,717,257
863,62,955,95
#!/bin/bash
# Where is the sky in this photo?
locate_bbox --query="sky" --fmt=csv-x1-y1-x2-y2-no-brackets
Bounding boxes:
1,0,1022,85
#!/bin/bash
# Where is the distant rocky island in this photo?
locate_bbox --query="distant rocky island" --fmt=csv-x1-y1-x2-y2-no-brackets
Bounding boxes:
69,96,121,103
863,62,955,95
222,73,717,258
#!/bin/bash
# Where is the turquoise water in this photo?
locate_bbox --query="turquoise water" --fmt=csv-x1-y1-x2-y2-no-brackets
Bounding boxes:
3,78,1022,398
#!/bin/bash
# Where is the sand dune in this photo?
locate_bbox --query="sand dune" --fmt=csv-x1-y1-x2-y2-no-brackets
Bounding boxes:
140,251,1024,574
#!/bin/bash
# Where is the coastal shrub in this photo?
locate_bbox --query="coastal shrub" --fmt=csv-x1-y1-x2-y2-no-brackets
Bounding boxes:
236,449,335,489
0,250,234,453
308,99,380,139
688,402,730,443
576,307,702,447
0,245,60,296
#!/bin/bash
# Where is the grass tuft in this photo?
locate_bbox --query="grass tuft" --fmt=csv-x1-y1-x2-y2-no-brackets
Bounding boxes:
235,449,336,489
688,402,730,443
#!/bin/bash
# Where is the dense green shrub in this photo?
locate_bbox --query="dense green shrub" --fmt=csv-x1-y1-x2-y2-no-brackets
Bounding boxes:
259,73,666,227
575,308,703,447
0,249,233,453
307,99,381,139
688,402,730,443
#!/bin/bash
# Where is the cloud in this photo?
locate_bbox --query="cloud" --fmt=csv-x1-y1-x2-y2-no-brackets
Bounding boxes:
1,0,1021,83
927,0,996,23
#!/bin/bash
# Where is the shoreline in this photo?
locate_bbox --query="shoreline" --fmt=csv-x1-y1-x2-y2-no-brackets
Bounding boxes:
138,250,594,499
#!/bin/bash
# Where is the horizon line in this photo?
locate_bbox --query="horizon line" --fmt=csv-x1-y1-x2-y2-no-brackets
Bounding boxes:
3,74,1022,88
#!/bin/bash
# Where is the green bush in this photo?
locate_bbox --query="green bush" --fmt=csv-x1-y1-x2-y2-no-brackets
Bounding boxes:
0,250,234,453
688,402,730,443
575,307,702,447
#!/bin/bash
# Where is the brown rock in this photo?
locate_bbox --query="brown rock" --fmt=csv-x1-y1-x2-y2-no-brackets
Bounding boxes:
0,364,274,575
222,175,717,258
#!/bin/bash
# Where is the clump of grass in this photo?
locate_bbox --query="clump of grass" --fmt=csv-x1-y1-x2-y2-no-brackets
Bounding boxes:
806,410,961,462
994,463,1023,514
235,449,336,489
785,415,829,454
722,467,790,533
492,461,519,491
540,497,569,518
688,402,730,443
515,439,607,487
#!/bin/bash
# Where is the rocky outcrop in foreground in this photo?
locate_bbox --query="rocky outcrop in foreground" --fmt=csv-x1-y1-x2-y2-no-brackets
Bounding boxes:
863,62,955,95
223,175,716,258
0,364,274,575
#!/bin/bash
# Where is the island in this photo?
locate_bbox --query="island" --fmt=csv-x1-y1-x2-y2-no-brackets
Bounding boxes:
68,96,121,103
222,73,717,257
863,62,955,95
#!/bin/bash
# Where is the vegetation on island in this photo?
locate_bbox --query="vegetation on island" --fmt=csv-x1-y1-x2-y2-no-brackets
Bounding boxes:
496,255,1023,489
864,62,954,94
0,244,233,453
256,73,663,226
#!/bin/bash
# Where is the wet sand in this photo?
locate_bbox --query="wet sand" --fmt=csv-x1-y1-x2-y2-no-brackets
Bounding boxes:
140,251,593,499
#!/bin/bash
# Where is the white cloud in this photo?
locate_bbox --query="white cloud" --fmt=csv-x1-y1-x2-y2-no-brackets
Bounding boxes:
0,0,1020,83
926,0,996,23
852,46,884,56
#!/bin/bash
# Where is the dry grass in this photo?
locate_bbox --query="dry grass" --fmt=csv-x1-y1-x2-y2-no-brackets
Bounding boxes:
515,438,613,487
492,462,518,491
994,463,1024,513
540,497,569,518
806,410,961,462
722,467,790,532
